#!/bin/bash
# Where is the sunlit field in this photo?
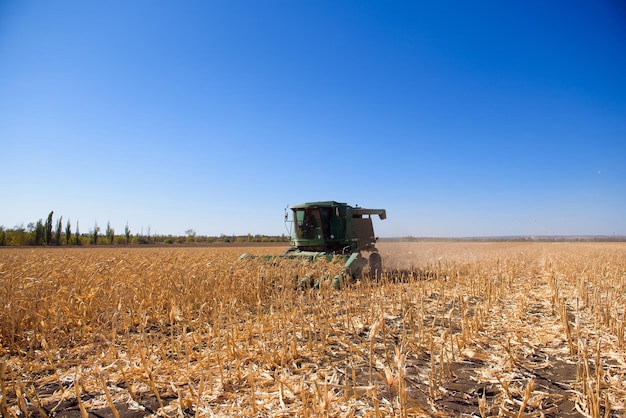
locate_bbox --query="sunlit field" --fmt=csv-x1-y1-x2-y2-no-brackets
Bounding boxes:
1,242,625,417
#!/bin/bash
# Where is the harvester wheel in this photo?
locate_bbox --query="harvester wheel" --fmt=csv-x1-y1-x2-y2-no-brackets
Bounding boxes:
369,253,382,280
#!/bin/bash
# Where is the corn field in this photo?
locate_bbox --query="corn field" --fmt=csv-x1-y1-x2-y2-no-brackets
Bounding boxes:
0,242,625,417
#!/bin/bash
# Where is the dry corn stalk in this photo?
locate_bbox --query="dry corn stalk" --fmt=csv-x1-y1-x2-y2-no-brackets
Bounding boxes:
0,242,624,416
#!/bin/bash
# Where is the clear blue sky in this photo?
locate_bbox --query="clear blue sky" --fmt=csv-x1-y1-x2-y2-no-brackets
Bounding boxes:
1,1,625,237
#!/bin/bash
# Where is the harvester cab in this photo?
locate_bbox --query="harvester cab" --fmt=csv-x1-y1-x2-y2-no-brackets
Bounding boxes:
284,201,386,283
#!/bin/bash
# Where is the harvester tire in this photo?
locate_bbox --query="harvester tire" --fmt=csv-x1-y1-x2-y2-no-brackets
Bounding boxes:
369,253,382,280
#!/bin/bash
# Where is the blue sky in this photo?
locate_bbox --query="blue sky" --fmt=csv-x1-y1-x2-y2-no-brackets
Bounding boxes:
1,1,625,237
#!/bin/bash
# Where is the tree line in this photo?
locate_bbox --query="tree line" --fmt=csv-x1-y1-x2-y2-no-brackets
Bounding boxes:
0,211,289,246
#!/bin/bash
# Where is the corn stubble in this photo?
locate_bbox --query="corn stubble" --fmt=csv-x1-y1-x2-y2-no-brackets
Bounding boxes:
0,242,625,417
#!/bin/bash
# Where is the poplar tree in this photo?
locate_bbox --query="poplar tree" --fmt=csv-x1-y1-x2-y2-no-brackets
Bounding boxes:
55,216,63,245
44,211,54,245
92,222,100,245
106,221,114,244
65,219,71,245
34,220,44,245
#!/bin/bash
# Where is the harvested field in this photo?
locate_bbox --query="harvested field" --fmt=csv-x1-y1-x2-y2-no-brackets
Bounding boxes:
0,242,625,417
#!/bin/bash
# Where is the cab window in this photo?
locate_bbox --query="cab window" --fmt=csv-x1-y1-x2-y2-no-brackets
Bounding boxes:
295,208,322,239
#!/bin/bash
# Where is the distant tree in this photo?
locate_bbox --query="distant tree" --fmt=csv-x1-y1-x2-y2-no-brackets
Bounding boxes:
125,223,131,244
65,219,71,245
75,221,80,245
34,219,45,245
185,229,196,243
92,222,100,245
55,216,63,245
11,224,28,246
0,226,5,246
44,211,54,245
106,221,114,245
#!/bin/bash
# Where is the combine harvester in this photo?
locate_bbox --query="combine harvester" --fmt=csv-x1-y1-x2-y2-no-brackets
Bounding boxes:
240,201,386,288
